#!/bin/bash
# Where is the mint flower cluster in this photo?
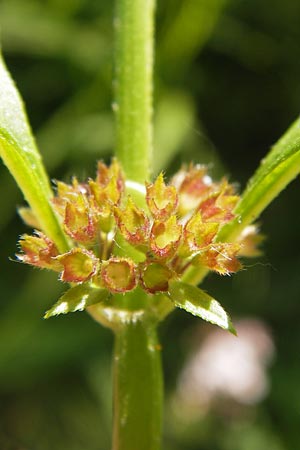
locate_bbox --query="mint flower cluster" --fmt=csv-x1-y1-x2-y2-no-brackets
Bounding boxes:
17,160,258,299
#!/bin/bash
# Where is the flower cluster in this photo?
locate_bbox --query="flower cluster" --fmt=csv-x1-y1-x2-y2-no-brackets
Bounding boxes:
17,160,258,296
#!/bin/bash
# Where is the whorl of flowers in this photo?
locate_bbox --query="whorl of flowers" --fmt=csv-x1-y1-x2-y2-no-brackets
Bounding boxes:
17,159,259,304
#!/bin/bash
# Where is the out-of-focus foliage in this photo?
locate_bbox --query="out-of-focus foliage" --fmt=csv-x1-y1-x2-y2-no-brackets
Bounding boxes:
1,0,300,449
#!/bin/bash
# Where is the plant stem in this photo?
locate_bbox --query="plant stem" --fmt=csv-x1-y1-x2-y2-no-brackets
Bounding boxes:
112,318,163,450
111,2,161,449
114,0,155,183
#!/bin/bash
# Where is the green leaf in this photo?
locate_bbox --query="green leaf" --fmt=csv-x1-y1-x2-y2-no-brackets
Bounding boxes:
168,280,236,334
0,52,69,252
44,284,111,318
218,117,300,243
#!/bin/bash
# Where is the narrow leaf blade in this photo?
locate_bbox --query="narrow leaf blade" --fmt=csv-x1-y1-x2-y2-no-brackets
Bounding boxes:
0,52,68,252
44,284,110,318
169,280,236,334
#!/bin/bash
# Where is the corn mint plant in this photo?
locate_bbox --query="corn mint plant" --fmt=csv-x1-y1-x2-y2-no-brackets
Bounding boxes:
1,1,300,450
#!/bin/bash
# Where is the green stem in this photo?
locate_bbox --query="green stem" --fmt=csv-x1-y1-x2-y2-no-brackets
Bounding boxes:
112,318,163,450
111,2,161,448
114,0,155,183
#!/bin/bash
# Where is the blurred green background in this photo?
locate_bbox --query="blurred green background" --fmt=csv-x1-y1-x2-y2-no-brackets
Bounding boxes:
1,1,300,449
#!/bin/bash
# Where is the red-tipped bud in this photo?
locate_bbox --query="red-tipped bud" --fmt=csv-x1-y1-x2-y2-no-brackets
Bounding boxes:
53,178,88,218
57,248,99,282
198,188,239,223
100,257,137,293
140,262,173,293
18,232,61,271
150,216,182,259
97,159,123,186
115,197,150,246
194,243,242,275
183,212,219,254
173,165,213,215
146,173,178,220
64,197,97,244
95,159,124,203
89,176,122,209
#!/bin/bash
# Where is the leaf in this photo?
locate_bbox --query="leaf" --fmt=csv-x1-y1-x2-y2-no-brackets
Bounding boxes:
168,280,236,334
218,117,300,243
44,284,111,318
0,52,69,252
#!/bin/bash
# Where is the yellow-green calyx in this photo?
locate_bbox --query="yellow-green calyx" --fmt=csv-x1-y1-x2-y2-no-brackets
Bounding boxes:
17,159,261,325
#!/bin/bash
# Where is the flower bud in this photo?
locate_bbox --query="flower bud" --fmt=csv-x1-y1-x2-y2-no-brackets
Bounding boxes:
194,243,241,275
173,165,212,215
183,212,219,254
199,185,239,224
114,197,150,246
100,257,137,293
146,173,178,220
95,159,124,205
18,232,61,270
150,216,182,259
64,196,97,244
140,262,173,293
57,248,99,282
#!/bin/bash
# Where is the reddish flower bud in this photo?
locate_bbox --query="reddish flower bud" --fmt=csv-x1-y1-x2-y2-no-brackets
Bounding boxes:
89,161,124,232
150,216,182,259
140,262,173,293
64,196,97,244
173,165,213,215
198,188,239,223
53,178,88,218
100,257,137,293
114,197,150,246
57,248,99,282
18,232,61,271
183,212,219,254
194,243,242,275
97,159,123,186
146,173,178,220
89,176,121,209
95,159,124,203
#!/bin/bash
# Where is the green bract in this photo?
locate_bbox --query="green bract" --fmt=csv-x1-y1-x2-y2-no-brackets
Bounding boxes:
169,280,236,335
